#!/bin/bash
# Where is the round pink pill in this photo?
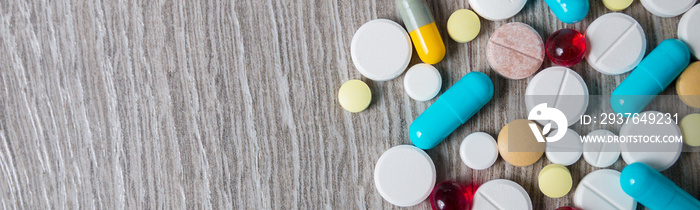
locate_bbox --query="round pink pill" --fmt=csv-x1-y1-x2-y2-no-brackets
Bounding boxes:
486,22,545,80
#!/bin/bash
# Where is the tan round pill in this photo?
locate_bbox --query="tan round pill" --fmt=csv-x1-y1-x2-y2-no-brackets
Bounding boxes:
498,119,545,167
677,61,700,108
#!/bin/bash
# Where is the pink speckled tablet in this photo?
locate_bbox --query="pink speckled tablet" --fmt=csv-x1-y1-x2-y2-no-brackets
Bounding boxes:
487,22,545,80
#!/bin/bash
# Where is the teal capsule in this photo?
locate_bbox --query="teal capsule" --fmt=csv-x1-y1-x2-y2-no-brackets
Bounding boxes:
544,0,589,24
620,162,700,209
409,72,494,150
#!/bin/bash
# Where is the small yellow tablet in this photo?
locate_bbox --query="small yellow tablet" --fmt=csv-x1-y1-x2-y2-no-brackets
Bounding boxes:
447,9,480,43
603,0,633,11
538,164,572,198
338,80,371,113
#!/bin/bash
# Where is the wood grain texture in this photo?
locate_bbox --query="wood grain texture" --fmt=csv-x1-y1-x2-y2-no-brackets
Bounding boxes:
1,0,698,209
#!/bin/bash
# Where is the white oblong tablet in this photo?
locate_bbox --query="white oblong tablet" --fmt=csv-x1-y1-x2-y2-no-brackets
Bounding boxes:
585,13,646,75
679,4,700,60
641,0,695,18
351,19,412,81
473,179,533,210
374,145,436,207
525,66,589,127
468,0,527,21
460,132,499,170
619,111,683,171
545,128,583,166
403,63,442,101
573,169,637,210
583,129,620,168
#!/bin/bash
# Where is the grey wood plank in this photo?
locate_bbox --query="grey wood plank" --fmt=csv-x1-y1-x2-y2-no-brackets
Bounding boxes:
0,0,698,209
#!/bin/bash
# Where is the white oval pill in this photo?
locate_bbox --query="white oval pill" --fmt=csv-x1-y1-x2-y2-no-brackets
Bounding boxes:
473,179,533,210
545,128,583,166
460,132,499,170
403,63,442,101
679,4,700,60
351,19,412,81
526,66,589,127
583,129,620,168
374,145,436,207
641,0,695,18
573,169,637,210
468,0,527,21
585,13,646,75
619,111,683,171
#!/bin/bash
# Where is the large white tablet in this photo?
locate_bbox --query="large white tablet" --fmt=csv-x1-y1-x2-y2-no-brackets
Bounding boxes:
403,63,442,101
545,128,583,166
619,111,683,171
468,0,527,21
583,129,620,168
473,179,533,210
351,19,412,81
525,66,589,127
460,132,499,170
573,169,637,210
679,4,700,60
585,13,646,75
374,145,436,207
641,0,695,18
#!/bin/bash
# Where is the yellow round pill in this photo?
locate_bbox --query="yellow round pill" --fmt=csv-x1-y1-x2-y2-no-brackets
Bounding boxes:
538,164,572,198
680,113,700,147
677,62,700,108
447,9,480,43
603,0,634,11
338,80,371,113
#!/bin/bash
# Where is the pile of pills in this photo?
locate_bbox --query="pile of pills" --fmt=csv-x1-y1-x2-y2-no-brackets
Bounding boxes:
338,0,700,208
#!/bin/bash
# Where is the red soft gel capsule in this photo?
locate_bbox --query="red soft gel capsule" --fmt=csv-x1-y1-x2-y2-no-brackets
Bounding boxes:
430,181,477,210
546,29,586,67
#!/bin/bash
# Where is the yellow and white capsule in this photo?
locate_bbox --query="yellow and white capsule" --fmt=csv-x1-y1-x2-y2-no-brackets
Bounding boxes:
396,0,446,64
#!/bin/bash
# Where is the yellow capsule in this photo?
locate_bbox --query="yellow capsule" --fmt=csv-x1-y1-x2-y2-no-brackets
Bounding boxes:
397,0,446,64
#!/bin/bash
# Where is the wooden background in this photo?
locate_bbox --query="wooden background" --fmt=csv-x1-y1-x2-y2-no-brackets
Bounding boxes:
1,0,699,209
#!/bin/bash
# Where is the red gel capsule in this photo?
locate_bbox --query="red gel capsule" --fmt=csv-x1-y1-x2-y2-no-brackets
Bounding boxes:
546,29,586,67
430,181,477,210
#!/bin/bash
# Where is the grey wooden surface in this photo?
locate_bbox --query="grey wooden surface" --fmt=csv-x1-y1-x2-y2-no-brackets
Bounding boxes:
1,0,699,209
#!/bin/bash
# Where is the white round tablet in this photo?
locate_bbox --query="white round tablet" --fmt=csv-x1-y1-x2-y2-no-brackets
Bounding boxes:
679,4,700,60
619,111,683,171
525,66,589,127
460,132,499,170
583,129,620,168
641,0,695,18
545,128,582,166
351,19,412,81
468,0,527,21
585,13,646,75
403,64,442,101
573,169,637,210
374,145,436,207
473,179,533,210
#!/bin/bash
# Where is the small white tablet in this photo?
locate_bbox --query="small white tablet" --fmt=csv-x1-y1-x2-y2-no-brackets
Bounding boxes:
545,128,582,166
583,129,620,168
468,0,527,21
473,179,533,210
460,132,498,170
573,169,637,210
351,19,412,81
374,145,436,207
525,66,589,127
403,64,442,101
679,4,700,60
619,111,683,171
585,13,646,75
641,0,695,18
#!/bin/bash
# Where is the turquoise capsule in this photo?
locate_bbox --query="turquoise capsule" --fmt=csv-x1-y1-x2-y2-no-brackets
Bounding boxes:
409,72,494,150
544,0,589,24
611,39,690,114
620,163,700,209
